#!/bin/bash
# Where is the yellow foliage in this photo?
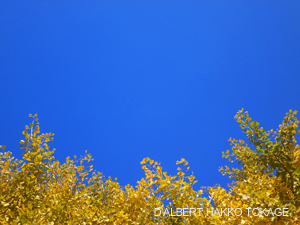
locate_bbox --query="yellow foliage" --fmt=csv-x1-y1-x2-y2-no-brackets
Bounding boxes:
1,110,300,224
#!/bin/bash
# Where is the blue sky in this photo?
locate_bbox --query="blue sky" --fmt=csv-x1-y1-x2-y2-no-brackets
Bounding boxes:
1,1,300,191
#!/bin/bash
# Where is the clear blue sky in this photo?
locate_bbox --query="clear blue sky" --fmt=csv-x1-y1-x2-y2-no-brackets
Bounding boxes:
1,1,300,190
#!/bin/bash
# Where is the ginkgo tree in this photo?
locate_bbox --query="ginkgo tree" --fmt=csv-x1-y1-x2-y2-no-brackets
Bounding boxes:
210,109,300,225
1,110,300,224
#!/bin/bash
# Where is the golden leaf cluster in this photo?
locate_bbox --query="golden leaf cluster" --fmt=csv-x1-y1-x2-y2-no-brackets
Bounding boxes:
1,110,300,224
